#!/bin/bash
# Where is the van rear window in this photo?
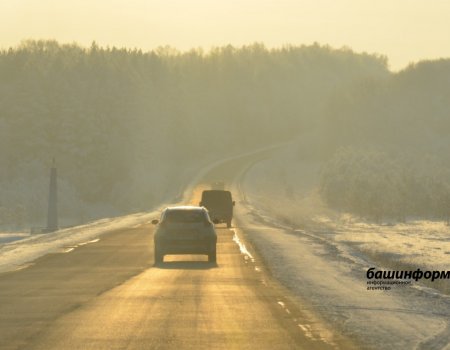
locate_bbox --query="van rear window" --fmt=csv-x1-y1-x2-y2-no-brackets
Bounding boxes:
202,191,232,201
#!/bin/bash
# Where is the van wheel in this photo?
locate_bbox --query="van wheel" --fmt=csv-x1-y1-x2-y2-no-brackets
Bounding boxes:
208,248,217,263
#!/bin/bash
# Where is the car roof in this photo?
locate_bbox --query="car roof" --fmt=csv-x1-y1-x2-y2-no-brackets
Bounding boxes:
165,206,206,211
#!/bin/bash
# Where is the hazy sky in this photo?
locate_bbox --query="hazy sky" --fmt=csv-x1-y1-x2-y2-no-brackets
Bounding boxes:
1,0,450,71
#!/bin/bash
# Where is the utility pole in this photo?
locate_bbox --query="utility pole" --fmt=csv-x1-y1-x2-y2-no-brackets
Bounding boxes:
46,158,58,232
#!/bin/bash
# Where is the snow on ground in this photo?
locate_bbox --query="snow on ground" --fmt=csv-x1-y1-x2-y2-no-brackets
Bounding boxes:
0,233,30,245
331,218,450,272
0,212,158,274
236,145,450,349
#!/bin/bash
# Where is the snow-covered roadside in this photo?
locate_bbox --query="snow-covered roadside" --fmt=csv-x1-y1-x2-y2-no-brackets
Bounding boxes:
236,149,450,349
0,233,29,245
0,212,158,273
239,146,450,275
0,159,196,274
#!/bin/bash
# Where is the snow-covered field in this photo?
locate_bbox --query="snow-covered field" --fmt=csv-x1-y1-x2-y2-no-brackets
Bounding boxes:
237,146,450,349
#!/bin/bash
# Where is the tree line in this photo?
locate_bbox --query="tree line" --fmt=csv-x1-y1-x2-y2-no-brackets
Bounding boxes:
0,40,387,228
318,59,450,222
320,148,450,223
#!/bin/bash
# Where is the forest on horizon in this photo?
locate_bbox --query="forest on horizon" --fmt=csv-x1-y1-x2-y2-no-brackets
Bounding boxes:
1,40,449,227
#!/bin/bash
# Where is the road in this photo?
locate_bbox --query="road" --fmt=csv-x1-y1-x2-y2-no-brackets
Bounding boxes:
0,151,357,349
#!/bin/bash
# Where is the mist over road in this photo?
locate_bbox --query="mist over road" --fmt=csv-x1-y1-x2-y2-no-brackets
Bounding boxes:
0,150,356,350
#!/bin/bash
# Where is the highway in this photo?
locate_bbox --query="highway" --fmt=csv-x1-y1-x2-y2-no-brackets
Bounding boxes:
0,152,357,349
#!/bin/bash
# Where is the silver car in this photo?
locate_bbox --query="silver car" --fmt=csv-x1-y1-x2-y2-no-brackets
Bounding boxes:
152,206,217,264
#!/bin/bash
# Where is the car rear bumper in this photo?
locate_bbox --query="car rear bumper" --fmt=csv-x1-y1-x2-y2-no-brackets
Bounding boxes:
155,239,216,255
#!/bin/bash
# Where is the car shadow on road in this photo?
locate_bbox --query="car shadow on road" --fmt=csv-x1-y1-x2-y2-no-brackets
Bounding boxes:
154,261,218,270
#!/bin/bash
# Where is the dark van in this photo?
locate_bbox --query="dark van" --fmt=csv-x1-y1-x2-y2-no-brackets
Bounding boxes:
199,190,235,228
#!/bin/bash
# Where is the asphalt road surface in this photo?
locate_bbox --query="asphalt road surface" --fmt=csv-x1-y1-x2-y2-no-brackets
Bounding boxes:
0,151,357,349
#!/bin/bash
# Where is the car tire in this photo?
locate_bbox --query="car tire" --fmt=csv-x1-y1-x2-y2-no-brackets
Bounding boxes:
154,246,164,264
208,247,217,263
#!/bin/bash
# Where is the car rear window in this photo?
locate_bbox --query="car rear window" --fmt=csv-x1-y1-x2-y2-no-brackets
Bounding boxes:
164,210,207,223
